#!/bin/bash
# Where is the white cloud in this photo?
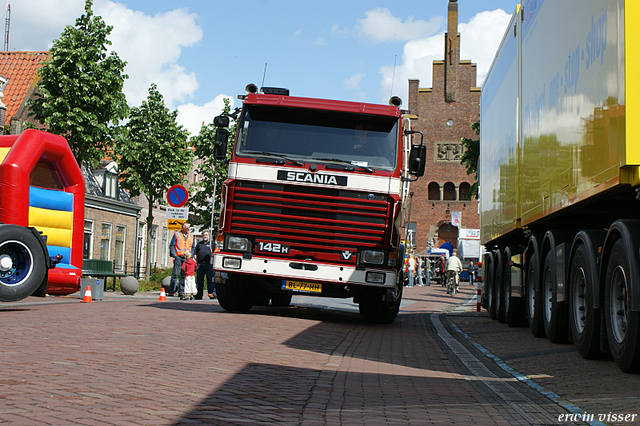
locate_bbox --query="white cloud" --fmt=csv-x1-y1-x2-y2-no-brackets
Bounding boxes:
177,94,235,138
343,72,366,91
377,9,511,104
356,8,443,44
94,0,203,108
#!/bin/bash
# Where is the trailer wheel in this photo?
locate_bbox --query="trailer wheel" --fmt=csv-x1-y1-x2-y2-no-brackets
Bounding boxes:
504,248,526,327
526,252,546,337
542,250,568,343
361,283,402,324
0,225,47,302
605,239,640,373
488,251,499,320
495,250,506,323
569,244,601,358
215,274,254,312
271,293,292,307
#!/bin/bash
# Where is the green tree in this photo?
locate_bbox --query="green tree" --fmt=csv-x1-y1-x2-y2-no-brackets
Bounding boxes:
460,120,480,200
28,0,128,168
187,98,236,232
115,83,192,278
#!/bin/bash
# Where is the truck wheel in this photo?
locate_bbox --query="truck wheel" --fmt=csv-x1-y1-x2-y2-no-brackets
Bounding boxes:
0,225,47,302
495,250,506,323
361,284,402,324
482,252,493,310
569,244,601,358
271,293,292,307
605,239,640,373
526,252,546,337
504,249,526,327
542,250,568,343
489,250,501,320
215,274,254,312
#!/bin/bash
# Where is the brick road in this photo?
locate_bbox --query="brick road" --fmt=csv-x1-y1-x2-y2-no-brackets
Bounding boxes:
1,282,639,425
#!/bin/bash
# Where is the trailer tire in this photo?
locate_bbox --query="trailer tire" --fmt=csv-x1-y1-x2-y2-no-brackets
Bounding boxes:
488,251,499,320
542,250,568,343
569,243,602,358
271,293,292,307
504,248,526,327
495,250,506,323
0,225,47,302
215,274,254,312
526,252,546,337
605,239,640,373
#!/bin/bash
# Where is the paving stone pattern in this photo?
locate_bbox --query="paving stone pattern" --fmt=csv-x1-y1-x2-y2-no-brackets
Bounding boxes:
0,283,638,425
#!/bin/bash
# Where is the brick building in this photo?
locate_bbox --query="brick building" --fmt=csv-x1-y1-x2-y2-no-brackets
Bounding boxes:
406,0,480,255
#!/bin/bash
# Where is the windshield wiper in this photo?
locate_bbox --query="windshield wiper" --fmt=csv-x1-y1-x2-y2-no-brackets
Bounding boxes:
242,151,305,166
311,157,373,173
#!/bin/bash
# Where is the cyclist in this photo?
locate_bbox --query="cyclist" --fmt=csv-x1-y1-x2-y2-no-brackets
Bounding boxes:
445,249,463,294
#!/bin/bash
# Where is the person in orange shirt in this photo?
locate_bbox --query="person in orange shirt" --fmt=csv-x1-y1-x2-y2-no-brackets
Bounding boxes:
168,222,195,298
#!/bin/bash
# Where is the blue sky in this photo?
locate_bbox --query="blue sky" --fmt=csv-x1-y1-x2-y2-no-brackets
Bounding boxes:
8,0,518,136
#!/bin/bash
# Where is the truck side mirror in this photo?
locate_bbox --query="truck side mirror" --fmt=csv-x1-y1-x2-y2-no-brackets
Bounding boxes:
409,145,426,177
214,128,229,161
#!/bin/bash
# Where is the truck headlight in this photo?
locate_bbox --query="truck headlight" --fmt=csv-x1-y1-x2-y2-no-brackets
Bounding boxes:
222,257,242,269
361,250,385,265
227,236,251,252
366,271,386,284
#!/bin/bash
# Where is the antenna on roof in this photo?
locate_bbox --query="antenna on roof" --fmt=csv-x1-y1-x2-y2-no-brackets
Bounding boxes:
261,63,267,88
4,4,9,52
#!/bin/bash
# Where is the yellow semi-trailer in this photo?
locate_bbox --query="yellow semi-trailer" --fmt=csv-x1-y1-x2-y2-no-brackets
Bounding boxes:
479,0,640,372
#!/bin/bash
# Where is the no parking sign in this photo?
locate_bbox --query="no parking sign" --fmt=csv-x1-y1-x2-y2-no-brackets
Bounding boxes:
166,184,188,207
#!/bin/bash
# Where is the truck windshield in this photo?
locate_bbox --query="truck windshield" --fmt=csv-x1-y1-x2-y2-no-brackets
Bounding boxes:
236,105,399,171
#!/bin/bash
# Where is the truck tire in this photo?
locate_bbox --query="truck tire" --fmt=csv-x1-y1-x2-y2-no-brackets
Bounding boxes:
215,274,254,312
526,252,546,337
487,252,498,319
0,225,47,302
504,247,526,327
495,250,506,323
569,243,602,358
604,239,640,373
271,293,292,307
542,250,568,343
361,284,402,324
482,252,493,310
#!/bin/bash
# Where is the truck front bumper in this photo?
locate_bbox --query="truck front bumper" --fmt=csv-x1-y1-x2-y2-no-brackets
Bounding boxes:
213,253,397,288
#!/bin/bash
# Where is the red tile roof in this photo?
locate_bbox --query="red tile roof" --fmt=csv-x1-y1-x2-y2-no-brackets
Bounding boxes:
0,51,49,120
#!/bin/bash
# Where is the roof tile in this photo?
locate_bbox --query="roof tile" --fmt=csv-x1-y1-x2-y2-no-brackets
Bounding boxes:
0,51,49,120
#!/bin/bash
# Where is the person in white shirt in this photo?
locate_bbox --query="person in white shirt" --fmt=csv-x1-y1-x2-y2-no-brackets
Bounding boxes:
407,255,415,288
445,250,463,293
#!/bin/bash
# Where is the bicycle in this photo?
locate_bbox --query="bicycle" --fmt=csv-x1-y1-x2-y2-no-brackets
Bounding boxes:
446,273,457,297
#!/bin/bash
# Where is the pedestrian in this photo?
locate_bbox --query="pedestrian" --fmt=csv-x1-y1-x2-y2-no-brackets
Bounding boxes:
439,254,447,286
169,222,195,298
180,251,197,300
445,249,463,293
424,257,431,286
407,254,415,288
194,230,216,300
468,261,476,286
416,257,425,286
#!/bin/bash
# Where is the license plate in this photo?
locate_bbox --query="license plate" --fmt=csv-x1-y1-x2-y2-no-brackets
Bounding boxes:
282,280,322,293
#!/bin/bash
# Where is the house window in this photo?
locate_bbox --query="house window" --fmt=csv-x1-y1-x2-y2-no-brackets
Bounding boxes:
137,223,145,268
443,182,457,200
150,225,158,266
83,220,94,259
161,227,168,267
100,223,112,260
114,225,126,271
459,182,471,201
428,182,440,200
104,171,118,198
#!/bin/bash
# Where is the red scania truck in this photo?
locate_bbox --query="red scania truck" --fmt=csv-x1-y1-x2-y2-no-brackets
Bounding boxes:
212,85,425,323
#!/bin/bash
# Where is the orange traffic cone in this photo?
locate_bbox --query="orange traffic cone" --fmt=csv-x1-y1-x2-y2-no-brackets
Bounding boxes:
158,287,167,302
82,285,93,303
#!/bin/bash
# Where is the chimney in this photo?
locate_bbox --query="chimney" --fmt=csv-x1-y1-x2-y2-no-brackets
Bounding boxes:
445,0,459,102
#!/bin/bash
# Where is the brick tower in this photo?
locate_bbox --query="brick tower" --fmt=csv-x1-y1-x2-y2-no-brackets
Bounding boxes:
406,0,480,254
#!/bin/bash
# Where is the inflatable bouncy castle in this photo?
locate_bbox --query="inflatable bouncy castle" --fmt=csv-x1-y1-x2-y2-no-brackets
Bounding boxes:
0,129,84,297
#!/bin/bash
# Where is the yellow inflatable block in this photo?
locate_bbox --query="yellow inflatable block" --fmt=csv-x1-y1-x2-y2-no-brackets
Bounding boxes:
33,226,72,249
29,207,73,231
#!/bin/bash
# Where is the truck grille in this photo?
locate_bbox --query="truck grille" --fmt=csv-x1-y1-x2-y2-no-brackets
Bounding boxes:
229,180,390,263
